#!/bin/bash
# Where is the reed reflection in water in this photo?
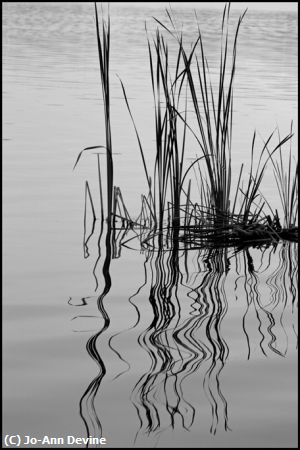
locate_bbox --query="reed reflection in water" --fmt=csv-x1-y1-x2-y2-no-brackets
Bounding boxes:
71,220,297,447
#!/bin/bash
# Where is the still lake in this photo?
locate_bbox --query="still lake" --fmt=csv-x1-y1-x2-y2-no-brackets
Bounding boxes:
3,2,297,448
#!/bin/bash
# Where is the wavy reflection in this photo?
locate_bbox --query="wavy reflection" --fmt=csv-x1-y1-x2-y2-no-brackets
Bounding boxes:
72,222,297,445
130,242,232,443
234,243,298,359
79,222,112,445
129,241,297,443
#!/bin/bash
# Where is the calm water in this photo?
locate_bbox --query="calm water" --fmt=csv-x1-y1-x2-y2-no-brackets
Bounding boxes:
3,2,298,448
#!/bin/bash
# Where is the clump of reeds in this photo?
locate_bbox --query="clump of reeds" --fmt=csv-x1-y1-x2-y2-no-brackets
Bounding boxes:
178,4,244,226
121,25,200,235
77,3,298,251
133,6,296,247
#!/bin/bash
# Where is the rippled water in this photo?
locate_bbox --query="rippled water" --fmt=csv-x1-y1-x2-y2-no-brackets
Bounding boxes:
3,2,298,448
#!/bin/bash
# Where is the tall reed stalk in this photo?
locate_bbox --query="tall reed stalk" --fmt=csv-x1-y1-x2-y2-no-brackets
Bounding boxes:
94,3,113,222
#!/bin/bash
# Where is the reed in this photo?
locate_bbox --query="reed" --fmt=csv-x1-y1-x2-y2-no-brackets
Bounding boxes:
83,180,96,259
94,3,113,222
